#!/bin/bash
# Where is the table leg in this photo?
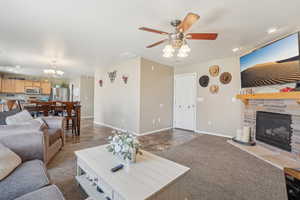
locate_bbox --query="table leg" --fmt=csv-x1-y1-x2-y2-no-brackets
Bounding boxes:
76,107,81,136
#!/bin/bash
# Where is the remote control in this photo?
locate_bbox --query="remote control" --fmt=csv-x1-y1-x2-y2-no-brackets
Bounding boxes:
111,164,124,172
96,186,104,193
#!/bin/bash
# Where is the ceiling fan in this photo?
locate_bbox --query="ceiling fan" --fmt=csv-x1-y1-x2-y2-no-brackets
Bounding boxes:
139,13,218,58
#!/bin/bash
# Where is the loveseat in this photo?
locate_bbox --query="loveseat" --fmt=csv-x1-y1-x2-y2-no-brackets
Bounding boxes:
0,131,65,200
0,109,65,164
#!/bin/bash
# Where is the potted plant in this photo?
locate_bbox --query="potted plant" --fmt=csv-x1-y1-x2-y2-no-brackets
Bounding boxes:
106,130,142,163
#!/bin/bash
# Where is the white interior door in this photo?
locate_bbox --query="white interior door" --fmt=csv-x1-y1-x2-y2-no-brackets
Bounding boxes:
174,73,196,131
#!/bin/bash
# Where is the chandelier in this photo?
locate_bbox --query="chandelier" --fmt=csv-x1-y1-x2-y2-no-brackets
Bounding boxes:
43,69,64,76
43,60,64,76
163,41,191,58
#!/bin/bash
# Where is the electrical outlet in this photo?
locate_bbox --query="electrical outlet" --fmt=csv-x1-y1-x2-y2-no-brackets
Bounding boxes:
160,104,164,108
197,97,204,102
151,65,155,71
208,121,212,126
158,118,161,123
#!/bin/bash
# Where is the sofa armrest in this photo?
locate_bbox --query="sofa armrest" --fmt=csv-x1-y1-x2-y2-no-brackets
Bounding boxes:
42,117,64,129
0,131,46,162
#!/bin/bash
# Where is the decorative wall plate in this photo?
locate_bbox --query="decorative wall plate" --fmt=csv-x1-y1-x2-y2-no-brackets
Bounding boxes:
209,65,220,77
209,85,219,94
199,75,209,87
108,70,117,82
220,72,232,84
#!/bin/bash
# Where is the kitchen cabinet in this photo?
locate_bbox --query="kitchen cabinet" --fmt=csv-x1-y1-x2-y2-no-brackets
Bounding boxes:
32,81,41,87
2,79,16,93
0,76,2,92
24,80,33,87
15,80,25,93
41,82,51,95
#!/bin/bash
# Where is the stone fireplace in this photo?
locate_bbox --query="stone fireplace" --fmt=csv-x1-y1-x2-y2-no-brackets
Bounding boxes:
243,99,300,156
256,111,292,152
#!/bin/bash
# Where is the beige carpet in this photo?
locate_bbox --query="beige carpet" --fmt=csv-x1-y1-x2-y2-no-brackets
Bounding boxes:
48,134,287,200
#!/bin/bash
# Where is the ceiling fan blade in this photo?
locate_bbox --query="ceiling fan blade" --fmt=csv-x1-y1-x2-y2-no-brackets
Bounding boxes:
177,13,200,32
139,27,168,35
146,39,168,48
186,33,218,40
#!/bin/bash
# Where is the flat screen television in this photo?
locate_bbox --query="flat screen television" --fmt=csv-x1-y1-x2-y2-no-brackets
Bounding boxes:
240,32,300,88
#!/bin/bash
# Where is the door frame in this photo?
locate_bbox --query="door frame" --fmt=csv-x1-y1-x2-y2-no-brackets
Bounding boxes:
173,73,197,131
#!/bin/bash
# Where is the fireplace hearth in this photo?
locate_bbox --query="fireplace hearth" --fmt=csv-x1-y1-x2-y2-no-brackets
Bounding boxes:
256,111,292,152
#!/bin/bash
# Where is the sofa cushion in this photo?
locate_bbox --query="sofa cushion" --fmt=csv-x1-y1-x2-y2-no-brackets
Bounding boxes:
0,123,41,139
0,143,22,180
0,160,50,200
48,128,62,145
15,185,65,200
0,109,21,125
5,110,33,125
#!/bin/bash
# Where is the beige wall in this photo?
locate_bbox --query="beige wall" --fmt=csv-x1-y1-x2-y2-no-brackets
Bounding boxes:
94,57,141,133
175,56,243,137
93,57,173,135
140,58,174,133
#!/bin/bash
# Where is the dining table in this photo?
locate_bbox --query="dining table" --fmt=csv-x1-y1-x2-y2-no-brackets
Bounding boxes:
23,102,81,135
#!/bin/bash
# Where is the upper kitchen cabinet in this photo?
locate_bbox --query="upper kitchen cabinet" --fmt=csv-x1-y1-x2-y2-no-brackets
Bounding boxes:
41,81,51,94
32,81,41,87
24,80,33,87
0,76,2,92
2,79,16,93
15,80,25,93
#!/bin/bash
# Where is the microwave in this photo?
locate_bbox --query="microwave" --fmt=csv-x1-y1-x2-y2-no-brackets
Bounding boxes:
25,87,41,95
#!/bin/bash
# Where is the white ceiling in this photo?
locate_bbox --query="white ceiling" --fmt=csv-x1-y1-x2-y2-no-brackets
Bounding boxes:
0,0,300,78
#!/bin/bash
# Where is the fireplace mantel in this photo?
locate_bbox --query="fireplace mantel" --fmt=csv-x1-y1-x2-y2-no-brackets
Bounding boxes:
236,92,300,105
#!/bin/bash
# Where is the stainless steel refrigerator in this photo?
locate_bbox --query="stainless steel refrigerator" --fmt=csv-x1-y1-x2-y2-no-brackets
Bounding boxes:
50,88,69,101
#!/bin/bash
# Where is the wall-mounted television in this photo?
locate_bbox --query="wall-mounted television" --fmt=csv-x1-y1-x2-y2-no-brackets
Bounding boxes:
240,32,300,88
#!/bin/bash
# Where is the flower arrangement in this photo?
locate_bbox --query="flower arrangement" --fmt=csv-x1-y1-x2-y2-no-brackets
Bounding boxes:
106,130,142,162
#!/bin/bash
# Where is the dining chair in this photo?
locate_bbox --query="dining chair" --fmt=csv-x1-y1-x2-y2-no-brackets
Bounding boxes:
62,102,78,135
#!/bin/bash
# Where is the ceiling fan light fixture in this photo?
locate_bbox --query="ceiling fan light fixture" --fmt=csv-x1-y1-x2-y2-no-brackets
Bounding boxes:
180,44,191,53
163,52,173,58
177,52,188,58
163,45,175,53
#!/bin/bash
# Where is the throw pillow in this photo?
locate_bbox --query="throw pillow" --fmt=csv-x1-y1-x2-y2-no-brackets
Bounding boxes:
5,110,33,125
0,108,21,125
0,143,22,180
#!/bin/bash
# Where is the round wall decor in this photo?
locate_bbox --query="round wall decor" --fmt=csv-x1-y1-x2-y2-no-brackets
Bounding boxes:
220,72,232,85
199,75,209,87
209,65,220,77
209,85,219,94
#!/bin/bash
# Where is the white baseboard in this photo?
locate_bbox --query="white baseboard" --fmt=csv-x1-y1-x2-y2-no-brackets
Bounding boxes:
94,121,171,136
196,130,233,139
93,121,137,135
139,127,173,136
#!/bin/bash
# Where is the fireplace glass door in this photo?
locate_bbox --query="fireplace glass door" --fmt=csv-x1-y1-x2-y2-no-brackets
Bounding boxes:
256,111,292,151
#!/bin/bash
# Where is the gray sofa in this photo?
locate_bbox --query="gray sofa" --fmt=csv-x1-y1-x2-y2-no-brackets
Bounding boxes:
0,132,65,200
0,114,65,164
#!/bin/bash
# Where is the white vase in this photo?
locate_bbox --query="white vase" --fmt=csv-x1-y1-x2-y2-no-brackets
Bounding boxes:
130,149,136,163
116,149,137,164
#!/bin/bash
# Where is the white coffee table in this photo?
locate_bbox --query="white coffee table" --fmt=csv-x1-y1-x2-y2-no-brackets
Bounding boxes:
75,145,190,200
